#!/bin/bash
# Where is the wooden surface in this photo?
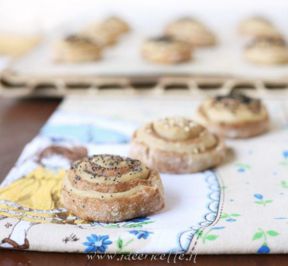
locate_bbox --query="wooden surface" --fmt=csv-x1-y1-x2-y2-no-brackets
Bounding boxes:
0,97,287,265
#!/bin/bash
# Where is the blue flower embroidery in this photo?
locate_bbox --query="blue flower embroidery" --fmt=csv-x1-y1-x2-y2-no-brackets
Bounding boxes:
257,244,270,254
226,218,237,222
221,213,240,223
211,226,225,230
83,234,112,253
235,163,251,173
283,150,288,159
128,217,150,223
253,228,279,253
129,230,153,239
254,194,263,200
254,194,272,206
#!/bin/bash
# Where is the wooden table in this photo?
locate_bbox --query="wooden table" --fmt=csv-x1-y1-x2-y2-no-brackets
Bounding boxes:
0,97,287,265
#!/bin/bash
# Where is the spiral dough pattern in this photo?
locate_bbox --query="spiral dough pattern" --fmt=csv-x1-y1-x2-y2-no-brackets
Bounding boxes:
61,154,165,222
129,117,227,173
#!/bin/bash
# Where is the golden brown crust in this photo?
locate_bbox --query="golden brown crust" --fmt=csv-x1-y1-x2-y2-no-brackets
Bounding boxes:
238,16,282,38
81,24,119,47
129,139,226,174
101,16,130,35
80,16,129,47
244,37,288,65
142,36,192,64
165,17,216,47
54,34,102,63
61,154,164,222
129,117,227,174
196,93,270,138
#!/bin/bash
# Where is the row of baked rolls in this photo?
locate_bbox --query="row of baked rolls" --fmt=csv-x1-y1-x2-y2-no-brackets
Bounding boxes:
244,37,288,65
54,16,130,63
61,154,164,222
141,17,216,65
195,91,270,138
238,16,282,39
142,36,192,64
129,117,227,174
238,16,288,65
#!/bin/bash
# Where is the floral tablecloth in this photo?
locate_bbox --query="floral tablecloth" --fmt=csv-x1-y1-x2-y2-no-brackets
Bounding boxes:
0,95,288,254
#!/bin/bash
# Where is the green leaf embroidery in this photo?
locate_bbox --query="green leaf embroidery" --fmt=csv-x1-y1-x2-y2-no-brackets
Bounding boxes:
221,213,229,219
124,224,143,228
123,221,153,228
252,231,264,240
105,224,119,228
125,239,134,246
265,200,273,204
117,238,124,250
266,230,279,237
205,234,218,241
280,161,288,166
231,213,240,217
255,200,272,206
281,180,288,188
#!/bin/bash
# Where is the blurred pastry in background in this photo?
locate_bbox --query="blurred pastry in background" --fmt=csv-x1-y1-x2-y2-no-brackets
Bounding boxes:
0,33,41,57
81,16,130,47
165,17,216,47
238,16,281,38
244,37,288,65
196,91,270,138
54,34,102,63
101,16,130,36
129,117,227,173
141,35,192,64
81,23,119,47
61,154,165,222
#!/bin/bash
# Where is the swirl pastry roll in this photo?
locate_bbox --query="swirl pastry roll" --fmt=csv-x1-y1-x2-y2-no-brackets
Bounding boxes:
61,154,164,222
165,17,216,47
129,117,226,174
196,92,269,138
245,37,288,65
238,16,281,38
142,36,192,64
81,23,119,47
54,34,102,63
101,16,130,36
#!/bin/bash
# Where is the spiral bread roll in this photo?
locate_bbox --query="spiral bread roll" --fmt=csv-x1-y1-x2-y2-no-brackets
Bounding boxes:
54,34,102,63
81,23,119,47
245,37,288,65
165,17,216,47
238,16,282,38
142,36,192,64
129,117,226,174
196,92,269,138
61,154,164,222
101,16,130,36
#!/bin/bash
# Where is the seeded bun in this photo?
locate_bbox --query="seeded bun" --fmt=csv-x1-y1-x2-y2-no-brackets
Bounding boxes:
196,92,270,138
61,154,164,222
129,117,227,173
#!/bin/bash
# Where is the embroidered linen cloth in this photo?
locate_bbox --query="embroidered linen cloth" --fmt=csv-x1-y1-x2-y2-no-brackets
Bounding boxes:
0,95,287,254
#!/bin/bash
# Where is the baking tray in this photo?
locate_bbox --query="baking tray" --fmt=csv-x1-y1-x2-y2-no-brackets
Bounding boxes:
4,28,288,82
2,5,288,97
